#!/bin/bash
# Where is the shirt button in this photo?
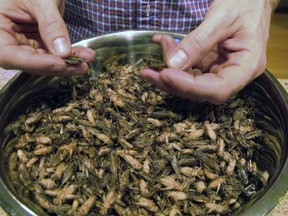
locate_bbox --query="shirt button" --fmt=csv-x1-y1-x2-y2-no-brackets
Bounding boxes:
146,3,150,17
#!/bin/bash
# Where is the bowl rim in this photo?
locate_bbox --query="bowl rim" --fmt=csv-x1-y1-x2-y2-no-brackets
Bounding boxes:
1,30,288,216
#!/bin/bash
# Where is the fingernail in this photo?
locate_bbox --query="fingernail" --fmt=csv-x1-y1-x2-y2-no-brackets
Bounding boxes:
168,49,188,69
53,37,70,55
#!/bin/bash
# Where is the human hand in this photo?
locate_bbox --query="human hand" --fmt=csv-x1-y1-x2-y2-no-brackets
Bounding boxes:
141,0,275,104
0,0,95,76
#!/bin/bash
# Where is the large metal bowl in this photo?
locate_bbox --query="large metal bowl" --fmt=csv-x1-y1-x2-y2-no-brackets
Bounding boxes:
0,30,288,215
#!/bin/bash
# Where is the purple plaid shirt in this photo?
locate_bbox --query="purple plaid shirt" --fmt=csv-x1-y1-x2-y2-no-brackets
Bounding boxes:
64,0,212,42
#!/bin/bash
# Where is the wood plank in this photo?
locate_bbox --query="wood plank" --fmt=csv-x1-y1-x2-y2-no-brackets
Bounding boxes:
267,12,288,79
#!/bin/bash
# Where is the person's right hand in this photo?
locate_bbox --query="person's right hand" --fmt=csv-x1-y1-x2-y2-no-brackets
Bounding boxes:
0,0,95,76
141,0,275,104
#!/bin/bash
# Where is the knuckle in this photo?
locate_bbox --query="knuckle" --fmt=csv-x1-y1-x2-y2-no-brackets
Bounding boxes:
44,18,65,35
188,33,206,56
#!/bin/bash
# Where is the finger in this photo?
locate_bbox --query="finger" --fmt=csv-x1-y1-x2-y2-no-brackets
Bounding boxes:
140,68,168,92
160,64,255,104
72,46,96,64
142,68,231,104
14,33,42,49
0,47,90,77
1,45,92,76
141,53,255,105
28,0,71,57
141,68,209,102
65,63,90,77
167,7,235,70
140,67,202,93
19,45,48,55
28,39,41,49
19,45,38,52
15,32,30,45
0,45,67,75
152,34,178,63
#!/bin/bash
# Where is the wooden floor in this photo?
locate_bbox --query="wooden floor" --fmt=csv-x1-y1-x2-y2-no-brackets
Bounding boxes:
267,12,288,79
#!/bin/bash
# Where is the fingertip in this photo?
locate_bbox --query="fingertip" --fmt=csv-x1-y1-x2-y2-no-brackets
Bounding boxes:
152,34,164,42
71,47,96,64
78,48,96,63
140,68,159,83
52,37,71,57
152,34,179,64
140,68,170,91
65,63,90,76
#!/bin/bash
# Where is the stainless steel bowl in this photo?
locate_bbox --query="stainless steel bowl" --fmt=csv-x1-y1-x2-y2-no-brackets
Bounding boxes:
0,30,288,215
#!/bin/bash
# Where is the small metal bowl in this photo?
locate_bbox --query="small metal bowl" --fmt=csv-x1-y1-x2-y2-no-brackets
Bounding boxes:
0,30,288,215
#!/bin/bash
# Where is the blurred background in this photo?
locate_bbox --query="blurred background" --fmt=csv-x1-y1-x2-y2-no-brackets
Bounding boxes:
267,0,288,78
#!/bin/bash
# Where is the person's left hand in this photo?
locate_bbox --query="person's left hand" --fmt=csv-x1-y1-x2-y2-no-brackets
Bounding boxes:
141,0,274,104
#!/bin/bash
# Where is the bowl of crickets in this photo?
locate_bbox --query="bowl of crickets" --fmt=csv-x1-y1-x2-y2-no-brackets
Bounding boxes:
0,30,288,216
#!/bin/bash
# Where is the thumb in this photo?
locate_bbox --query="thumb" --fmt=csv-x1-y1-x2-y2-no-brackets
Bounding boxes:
31,1,71,57
167,6,234,70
